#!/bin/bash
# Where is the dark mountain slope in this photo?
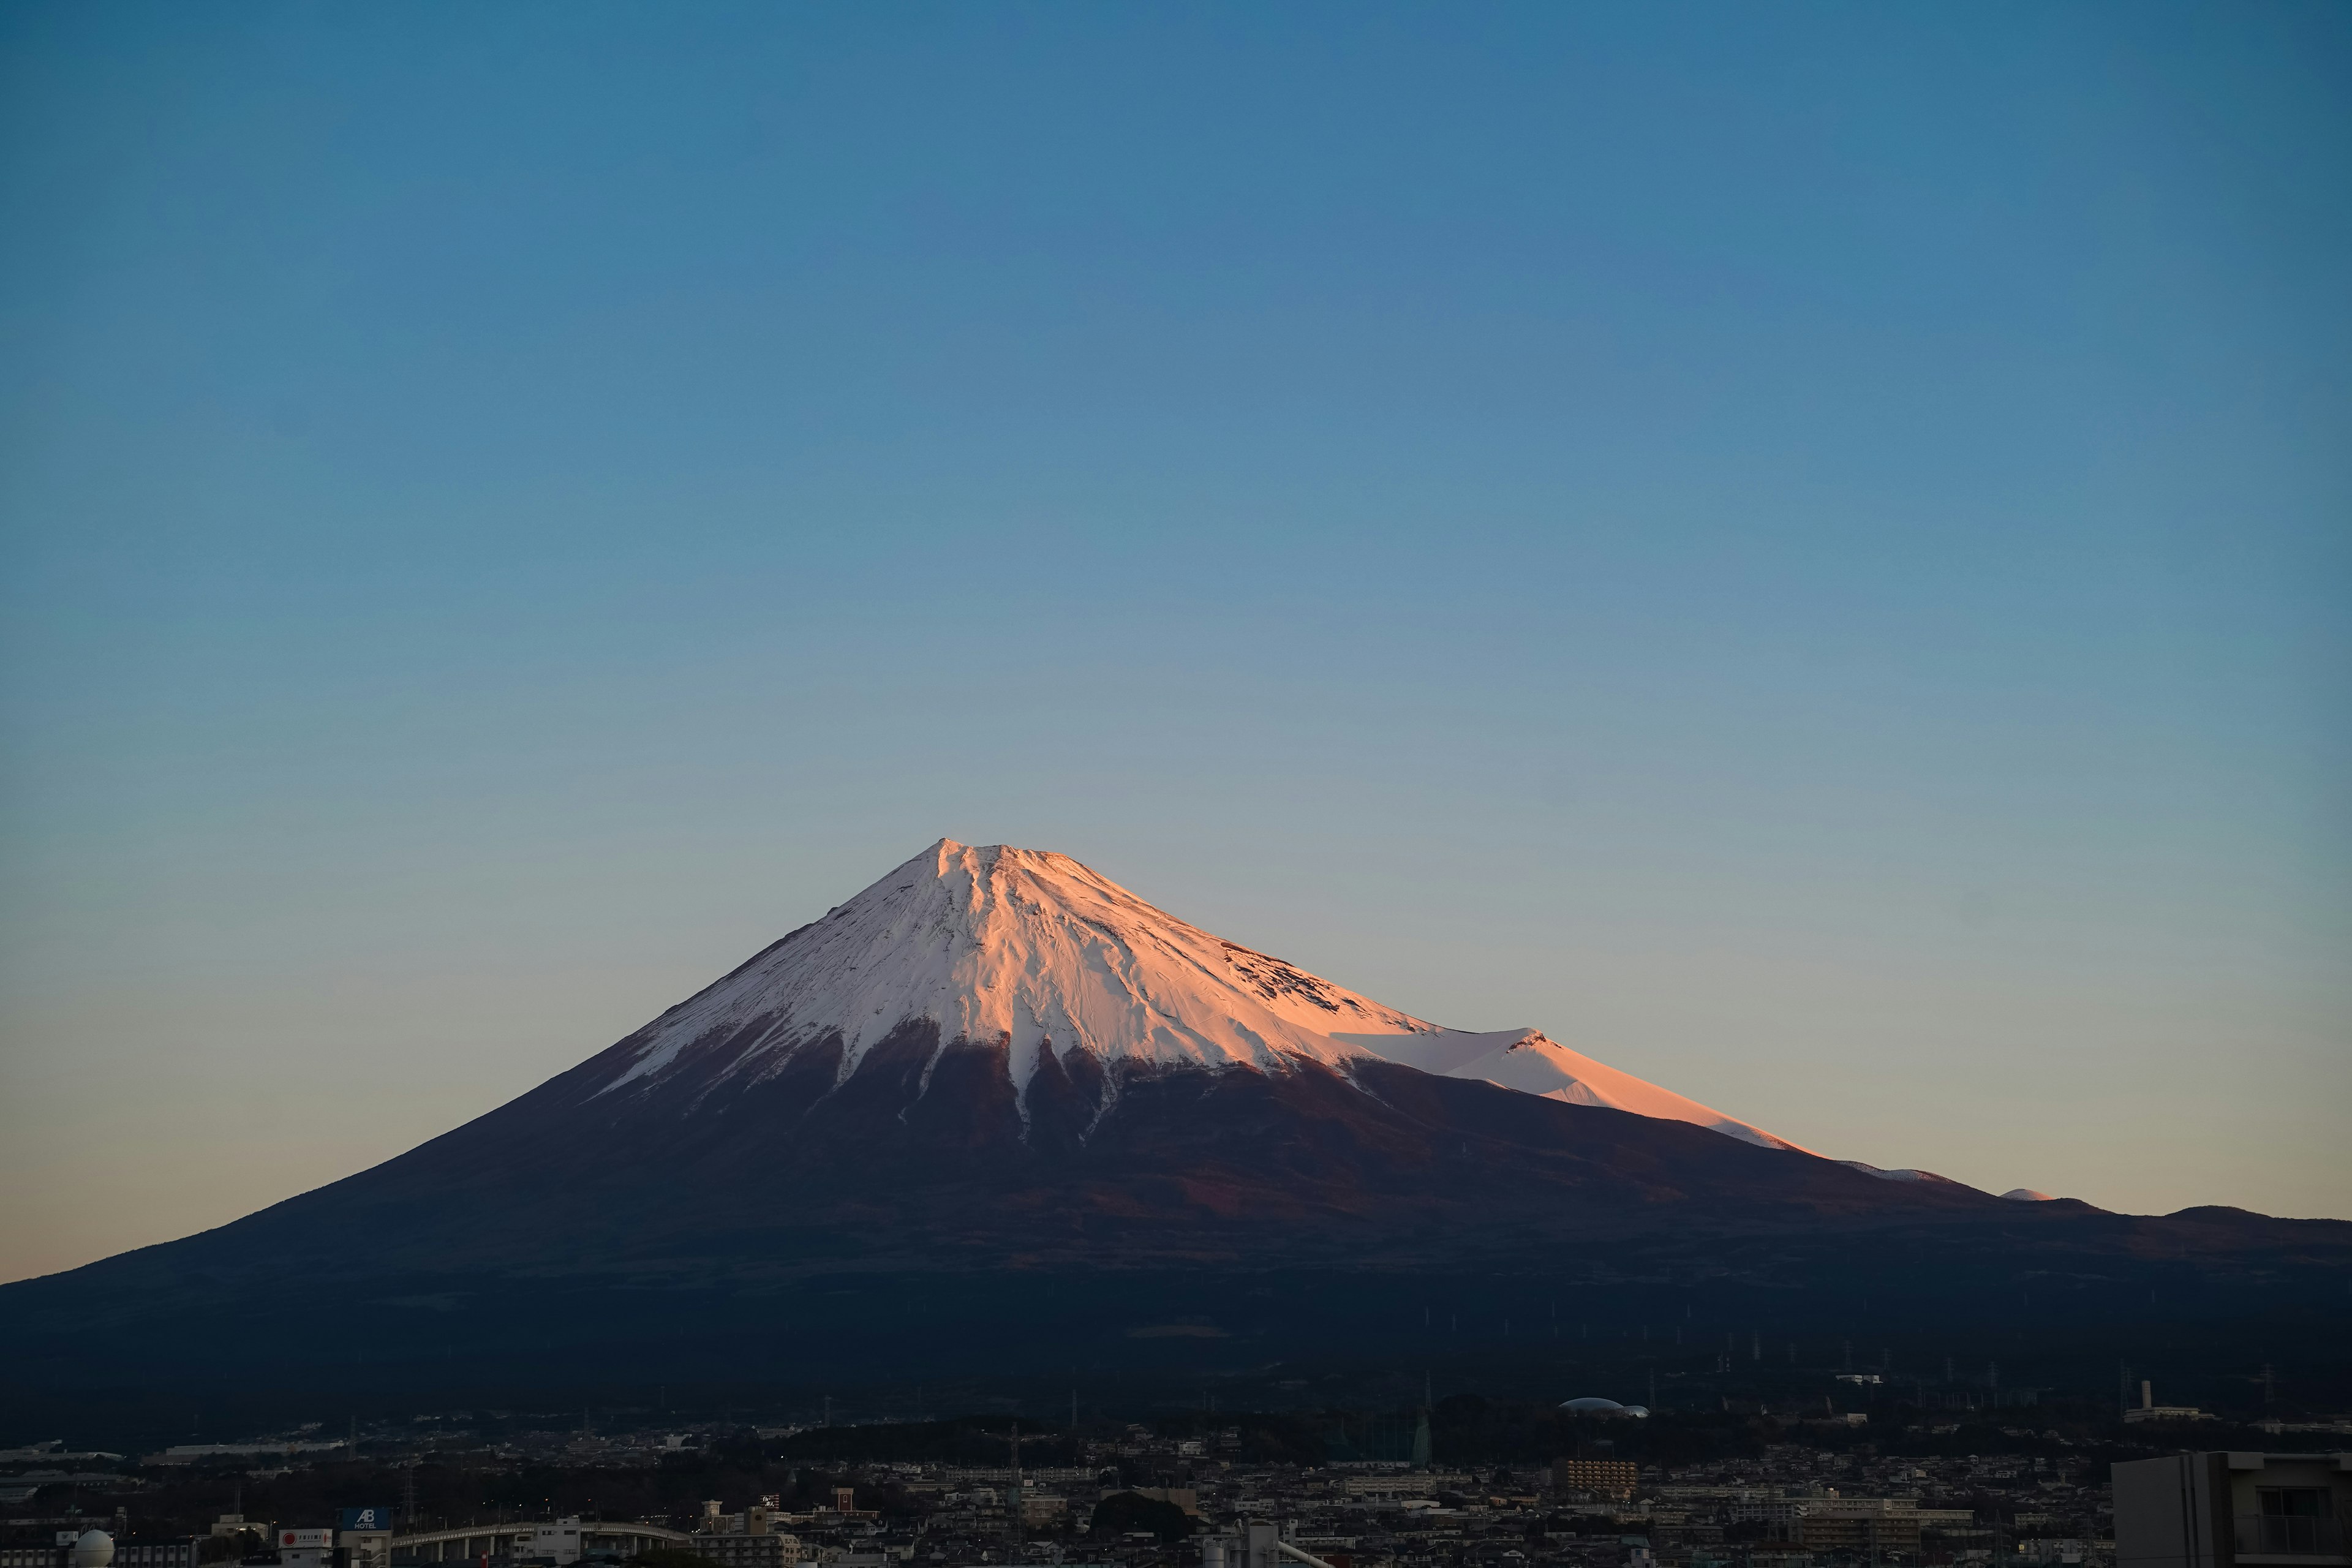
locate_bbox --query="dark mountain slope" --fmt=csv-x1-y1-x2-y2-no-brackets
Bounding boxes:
6,840,2343,1389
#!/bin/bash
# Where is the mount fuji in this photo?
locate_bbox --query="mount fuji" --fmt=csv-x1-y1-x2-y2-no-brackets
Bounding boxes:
4,839,2343,1391
601,839,1800,1154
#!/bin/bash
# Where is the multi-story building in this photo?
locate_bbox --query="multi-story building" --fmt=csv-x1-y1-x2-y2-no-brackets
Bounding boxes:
1551,1461,1638,1501
110,1544,197,1568
2115,1452,2351,1568
1795,1498,1923,1553
686,1535,802,1568
1,1536,195,1568
688,1508,802,1568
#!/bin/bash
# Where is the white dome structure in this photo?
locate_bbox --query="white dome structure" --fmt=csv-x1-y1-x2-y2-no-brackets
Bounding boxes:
1559,1396,1649,1417
72,1531,114,1568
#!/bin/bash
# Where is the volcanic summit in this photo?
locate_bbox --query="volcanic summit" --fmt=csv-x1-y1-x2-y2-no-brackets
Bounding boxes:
4,838,2343,1389
597,839,1796,1151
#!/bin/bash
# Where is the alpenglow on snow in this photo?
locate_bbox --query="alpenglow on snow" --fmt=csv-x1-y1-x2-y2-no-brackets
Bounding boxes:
600,838,1803,1152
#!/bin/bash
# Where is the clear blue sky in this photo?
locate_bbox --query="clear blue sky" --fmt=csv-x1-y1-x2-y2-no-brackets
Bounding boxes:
2,2,2346,1282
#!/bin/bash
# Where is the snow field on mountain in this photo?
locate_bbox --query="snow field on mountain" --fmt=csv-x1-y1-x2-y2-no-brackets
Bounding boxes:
1334,1027,1806,1152
598,839,1805,1156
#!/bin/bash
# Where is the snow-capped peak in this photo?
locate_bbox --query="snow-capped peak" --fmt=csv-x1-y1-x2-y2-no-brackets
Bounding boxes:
603,839,1433,1095
599,839,1800,1153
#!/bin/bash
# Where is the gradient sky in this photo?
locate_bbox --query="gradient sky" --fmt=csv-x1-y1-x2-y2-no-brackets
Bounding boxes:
2,3,2347,1285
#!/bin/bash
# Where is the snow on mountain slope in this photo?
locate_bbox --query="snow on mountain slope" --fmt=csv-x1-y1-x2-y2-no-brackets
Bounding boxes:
600,839,1800,1153
1839,1160,1969,1186
1332,1028,1807,1152
603,839,1432,1096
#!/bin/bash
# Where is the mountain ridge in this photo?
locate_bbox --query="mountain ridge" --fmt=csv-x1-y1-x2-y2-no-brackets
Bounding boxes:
4,837,2343,1390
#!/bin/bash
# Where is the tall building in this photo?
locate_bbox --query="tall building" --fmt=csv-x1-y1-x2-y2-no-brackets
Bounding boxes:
2114,1452,2351,1568
1550,1459,1638,1501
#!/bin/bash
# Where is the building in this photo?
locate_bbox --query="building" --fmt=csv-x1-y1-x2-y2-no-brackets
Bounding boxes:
2115,1452,2351,1568
338,1508,396,1568
111,1545,197,1568
1795,1499,1923,1553
1345,1474,1472,1501
277,1526,337,1568
2124,1384,2214,1426
687,1532,802,1568
4,1531,144,1568
688,1498,804,1568
1551,1460,1639,1501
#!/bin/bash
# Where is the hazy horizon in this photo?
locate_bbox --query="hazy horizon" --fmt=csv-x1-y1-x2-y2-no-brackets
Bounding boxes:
3,2,2347,1285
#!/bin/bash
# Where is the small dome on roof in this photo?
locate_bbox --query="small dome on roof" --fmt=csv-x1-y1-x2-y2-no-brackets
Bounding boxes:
72,1531,115,1568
